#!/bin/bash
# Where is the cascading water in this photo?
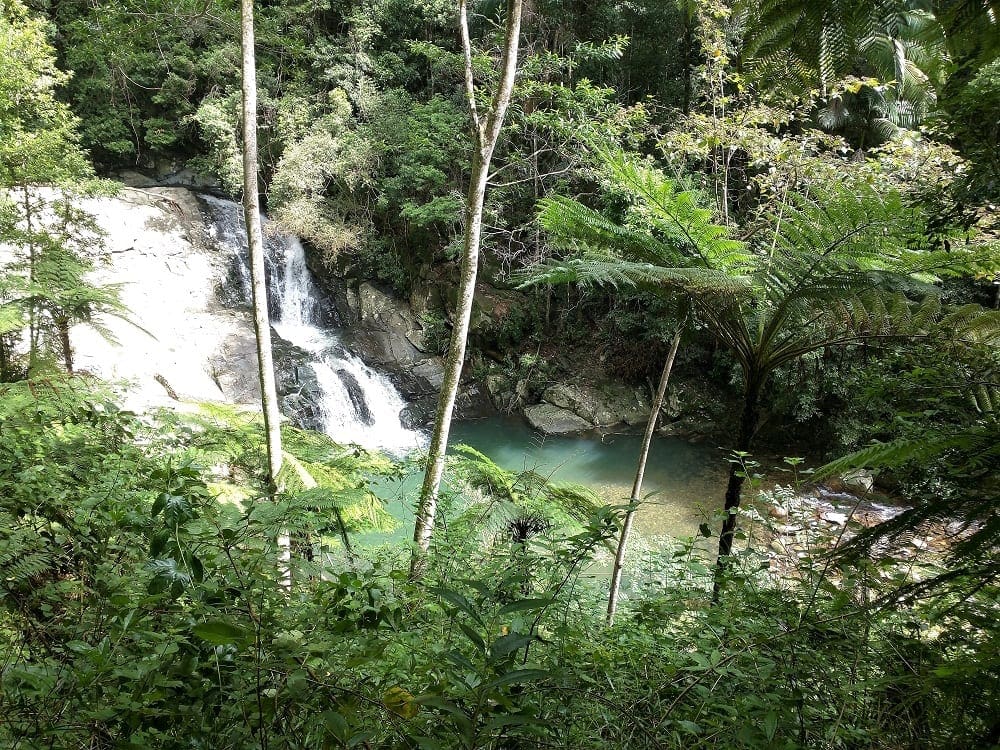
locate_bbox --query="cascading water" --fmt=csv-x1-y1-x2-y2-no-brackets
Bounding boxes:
199,194,425,456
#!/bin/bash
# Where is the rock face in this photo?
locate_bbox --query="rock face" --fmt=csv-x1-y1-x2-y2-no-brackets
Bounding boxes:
68,187,261,410
344,281,492,425
524,403,593,434
655,377,730,443
271,334,327,431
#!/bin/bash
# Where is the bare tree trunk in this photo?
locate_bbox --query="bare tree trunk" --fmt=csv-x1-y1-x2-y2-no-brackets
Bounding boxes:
0,335,10,381
410,0,524,579
607,325,683,625
23,186,38,371
240,0,289,588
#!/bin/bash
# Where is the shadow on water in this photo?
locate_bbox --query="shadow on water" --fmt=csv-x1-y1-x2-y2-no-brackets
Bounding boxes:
358,415,729,546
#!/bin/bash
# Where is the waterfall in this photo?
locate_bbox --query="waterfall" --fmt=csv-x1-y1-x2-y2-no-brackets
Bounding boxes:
199,194,425,456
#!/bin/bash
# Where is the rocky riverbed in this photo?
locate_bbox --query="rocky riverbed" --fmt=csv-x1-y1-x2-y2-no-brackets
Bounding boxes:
753,480,973,584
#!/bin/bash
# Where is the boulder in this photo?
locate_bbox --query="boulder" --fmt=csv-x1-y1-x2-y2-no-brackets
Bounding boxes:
343,285,361,323
541,382,650,427
485,372,529,412
400,383,491,428
842,470,875,494
271,335,327,432
207,320,261,403
406,327,429,352
351,284,445,376
455,384,494,419
359,282,415,332
400,397,437,429
820,511,849,526
360,330,425,367
827,469,875,494
768,504,790,520
524,403,593,434
410,358,446,390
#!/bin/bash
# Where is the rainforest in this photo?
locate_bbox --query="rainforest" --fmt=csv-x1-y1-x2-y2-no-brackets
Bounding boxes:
0,0,998,747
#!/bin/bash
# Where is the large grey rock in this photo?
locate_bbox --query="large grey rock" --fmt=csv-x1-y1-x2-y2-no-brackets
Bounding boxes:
359,282,414,331
542,382,650,427
827,470,875,494
406,327,429,352
343,284,491,418
207,318,261,403
400,382,491,428
524,403,593,434
485,373,529,412
353,282,440,370
411,358,446,390
362,330,425,367
271,334,328,432
343,285,361,323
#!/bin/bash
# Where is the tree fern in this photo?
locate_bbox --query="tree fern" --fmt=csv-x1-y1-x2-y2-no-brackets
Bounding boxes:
740,0,944,134
447,445,607,541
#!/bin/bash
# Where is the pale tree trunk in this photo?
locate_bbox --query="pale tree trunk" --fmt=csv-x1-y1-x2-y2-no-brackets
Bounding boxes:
23,186,38,371
240,0,290,588
410,0,524,579
607,325,683,625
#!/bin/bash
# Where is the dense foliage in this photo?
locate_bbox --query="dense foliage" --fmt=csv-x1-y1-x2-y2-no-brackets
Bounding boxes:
1,0,998,746
2,378,997,748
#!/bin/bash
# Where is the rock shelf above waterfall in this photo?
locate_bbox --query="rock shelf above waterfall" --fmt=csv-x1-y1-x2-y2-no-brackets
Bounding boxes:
70,187,263,409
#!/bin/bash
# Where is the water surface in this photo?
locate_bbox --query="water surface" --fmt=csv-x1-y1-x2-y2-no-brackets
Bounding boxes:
365,416,729,544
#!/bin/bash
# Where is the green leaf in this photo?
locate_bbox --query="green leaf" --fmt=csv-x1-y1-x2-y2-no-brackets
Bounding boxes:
193,621,247,645
481,712,543,731
458,622,486,652
430,586,483,626
489,633,534,661
763,710,778,741
320,710,350,742
414,696,472,733
482,668,550,692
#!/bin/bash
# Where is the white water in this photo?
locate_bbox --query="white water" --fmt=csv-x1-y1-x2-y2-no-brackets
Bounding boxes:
200,195,425,456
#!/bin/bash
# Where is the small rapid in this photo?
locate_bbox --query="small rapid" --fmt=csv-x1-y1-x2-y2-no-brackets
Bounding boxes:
199,194,425,456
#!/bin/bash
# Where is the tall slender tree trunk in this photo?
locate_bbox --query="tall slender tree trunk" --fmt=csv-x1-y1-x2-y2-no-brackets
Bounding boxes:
411,0,524,579
682,11,693,115
240,0,289,586
0,336,10,381
23,186,38,371
607,325,683,625
712,373,763,600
